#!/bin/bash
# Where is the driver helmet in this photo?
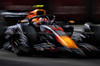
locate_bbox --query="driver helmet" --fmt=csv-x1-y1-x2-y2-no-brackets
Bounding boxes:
38,17,49,25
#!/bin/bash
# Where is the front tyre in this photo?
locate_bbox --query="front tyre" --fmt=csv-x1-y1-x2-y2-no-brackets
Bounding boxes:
11,36,30,56
22,25,38,46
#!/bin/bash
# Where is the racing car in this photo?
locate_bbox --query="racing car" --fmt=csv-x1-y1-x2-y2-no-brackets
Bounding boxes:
4,8,86,56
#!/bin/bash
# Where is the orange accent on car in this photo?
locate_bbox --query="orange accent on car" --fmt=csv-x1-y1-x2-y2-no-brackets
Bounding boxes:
20,20,26,23
31,18,39,24
69,20,75,23
55,35,78,49
26,9,46,19
25,14,35,19
30,9,46,16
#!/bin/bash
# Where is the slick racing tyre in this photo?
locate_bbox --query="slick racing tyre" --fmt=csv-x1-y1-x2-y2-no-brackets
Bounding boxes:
22,25,38,46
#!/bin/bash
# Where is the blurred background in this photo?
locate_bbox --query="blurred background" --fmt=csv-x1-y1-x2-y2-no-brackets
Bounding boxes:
0,1,100,66
0,0,100,24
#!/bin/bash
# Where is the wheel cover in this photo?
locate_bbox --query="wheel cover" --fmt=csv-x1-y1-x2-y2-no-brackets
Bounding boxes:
11,37,20,52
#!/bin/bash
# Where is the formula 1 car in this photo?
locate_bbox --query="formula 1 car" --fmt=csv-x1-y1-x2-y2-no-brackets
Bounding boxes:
4,9,86,56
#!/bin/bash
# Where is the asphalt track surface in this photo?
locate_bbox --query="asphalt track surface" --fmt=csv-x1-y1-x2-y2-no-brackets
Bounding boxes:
0,20,100,66
0,50,100,66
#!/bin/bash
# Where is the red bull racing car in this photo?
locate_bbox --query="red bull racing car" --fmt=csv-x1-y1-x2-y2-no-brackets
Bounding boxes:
4,8,87,56
4,7,99,57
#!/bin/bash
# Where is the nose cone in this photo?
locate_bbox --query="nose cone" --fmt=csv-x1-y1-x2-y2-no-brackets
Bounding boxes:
56,36,78,49
55,35,86,56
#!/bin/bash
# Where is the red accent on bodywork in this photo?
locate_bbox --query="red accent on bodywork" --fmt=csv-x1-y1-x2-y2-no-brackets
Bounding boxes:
45,30,51,33
51,27,58,31
57,27,64,31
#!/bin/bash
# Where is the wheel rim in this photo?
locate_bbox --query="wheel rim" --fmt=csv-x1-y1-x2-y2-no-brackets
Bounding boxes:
11,36,20,52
